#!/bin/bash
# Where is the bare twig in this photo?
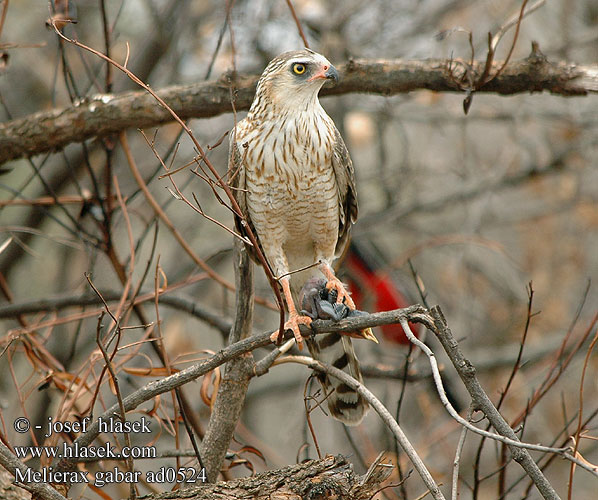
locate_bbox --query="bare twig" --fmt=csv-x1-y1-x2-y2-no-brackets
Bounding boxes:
426,308,561,499
47,20,286,340
285,0,309,48
139,129,250,244
567,326,598,499
95,312,137,500
273,355,446,500
510,312,598,430
452,406,473,500
303,375,323,460
396,315,569,459
475,282,536,497
120,131,235,293
448,0,545,112
491,0,545,54
0,282,233,334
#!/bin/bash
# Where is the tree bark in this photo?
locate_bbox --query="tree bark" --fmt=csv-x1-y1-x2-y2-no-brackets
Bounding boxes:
0,467,32,500
140,454,393,500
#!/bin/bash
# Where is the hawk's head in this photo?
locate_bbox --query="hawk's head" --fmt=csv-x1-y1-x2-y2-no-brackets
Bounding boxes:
252,49,339,112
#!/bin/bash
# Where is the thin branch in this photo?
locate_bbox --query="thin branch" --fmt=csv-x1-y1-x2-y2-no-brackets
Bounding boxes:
46,21,286,336
285,0,309,47
139,129,250,244
273,355,446,500
475,282,535,496
491,0,545,53
496,282,536,495
303,375,323,460
119,131,236,292
567,325,598,498
452,406,474,500
95,312,137,500
397,315,569,458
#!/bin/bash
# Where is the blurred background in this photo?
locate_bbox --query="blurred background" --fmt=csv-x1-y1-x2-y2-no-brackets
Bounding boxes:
1,0,597,499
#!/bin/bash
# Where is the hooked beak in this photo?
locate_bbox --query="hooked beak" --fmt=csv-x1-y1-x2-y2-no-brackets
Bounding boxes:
308,64,339,84
324,65,339,84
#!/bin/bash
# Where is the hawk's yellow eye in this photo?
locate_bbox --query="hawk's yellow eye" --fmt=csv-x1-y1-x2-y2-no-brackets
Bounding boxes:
292,63,306,75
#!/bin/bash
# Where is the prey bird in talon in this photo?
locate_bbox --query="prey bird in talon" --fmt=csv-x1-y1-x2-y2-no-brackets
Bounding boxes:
229,49,372,424
300,277,378,343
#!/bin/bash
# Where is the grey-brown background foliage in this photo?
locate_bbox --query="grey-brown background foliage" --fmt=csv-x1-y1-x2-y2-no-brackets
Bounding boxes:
1,0,597,499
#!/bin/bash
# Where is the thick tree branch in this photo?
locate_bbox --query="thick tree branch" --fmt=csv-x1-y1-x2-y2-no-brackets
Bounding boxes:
141,454,393,500
1,53,596,165
200,240,254,482
0,467,31,500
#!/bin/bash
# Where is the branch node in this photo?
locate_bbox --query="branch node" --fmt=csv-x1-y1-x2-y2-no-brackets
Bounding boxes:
528,40,547,64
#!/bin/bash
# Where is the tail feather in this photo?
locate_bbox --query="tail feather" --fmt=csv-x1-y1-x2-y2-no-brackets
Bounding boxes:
305,334,368,425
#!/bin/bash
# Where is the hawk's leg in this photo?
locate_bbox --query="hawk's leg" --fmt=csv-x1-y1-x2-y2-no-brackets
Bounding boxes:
269,277,312,350
319,261,355,309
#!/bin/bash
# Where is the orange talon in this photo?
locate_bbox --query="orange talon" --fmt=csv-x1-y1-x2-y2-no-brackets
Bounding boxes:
287,312,312,350
325,277,355,309
270,277,313,350
269,313,312,349
319,262,355,308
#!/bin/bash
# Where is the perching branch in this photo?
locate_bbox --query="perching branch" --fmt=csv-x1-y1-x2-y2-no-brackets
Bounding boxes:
1,49,597,165
46,305,425,487
5,303,593,496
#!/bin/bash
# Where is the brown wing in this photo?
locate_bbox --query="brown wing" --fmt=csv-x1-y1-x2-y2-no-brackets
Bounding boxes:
228,123,263,265
331,126,358,259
